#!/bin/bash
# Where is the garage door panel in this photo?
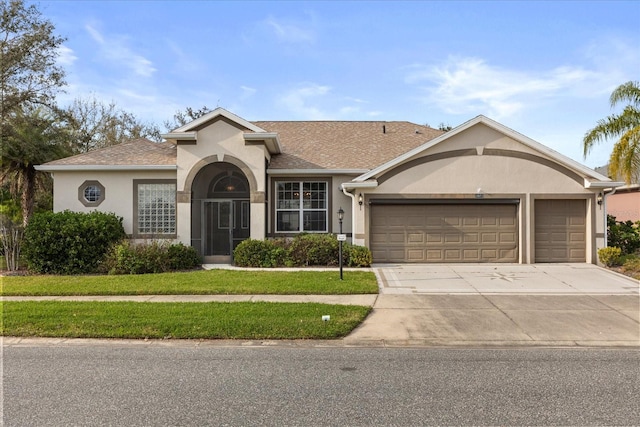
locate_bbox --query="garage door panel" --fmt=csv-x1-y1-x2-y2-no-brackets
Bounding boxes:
371,203,518,263
535,199,586,263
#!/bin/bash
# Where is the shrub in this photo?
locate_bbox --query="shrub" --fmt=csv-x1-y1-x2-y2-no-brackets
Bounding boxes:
598,246,622,267
233,239,287,267
346,244,373,267
104,241,201,274
167,243,202,271
621,255,640,276
288,233,339,266
233,235,372,268
23,210,125,274
607,215,640,255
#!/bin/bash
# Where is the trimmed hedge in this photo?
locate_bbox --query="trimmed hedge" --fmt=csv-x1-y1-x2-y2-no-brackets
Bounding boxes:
23,210,126,274
103,241,201,274
233,234,372,268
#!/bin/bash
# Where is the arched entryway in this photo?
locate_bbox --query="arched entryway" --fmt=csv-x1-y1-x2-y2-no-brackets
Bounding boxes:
191,162,251,263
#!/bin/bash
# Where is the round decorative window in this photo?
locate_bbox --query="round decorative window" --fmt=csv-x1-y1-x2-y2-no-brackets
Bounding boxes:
78,180,105,207
84,185,101,203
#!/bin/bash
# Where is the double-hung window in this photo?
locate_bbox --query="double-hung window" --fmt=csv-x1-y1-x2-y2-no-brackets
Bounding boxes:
134,180,177,237
276,181,327,232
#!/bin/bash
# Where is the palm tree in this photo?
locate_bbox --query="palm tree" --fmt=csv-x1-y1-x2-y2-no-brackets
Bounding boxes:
0,105,70,226
583,80,640,183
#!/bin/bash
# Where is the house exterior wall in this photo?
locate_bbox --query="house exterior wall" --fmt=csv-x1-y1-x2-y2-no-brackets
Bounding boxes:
51,170,177,236
606,191,640,222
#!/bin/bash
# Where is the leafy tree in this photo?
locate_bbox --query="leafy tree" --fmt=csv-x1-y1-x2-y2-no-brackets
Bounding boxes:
164,106,213,131
63,96,162,153
1,105,70,225
0,0,66,124
583,81,640,183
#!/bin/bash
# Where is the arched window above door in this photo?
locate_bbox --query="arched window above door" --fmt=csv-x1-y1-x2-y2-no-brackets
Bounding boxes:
208,172,249,198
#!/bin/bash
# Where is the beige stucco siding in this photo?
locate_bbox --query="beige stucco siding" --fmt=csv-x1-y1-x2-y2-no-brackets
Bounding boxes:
51,170,177,236
376,155,586,195
176,120,267,193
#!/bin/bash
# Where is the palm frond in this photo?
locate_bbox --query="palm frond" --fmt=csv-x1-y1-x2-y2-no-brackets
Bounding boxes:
610,80,640,108
609,127,640,184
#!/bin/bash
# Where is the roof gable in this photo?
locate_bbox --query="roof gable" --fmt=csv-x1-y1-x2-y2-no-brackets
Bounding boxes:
354,115,615,185
173,107,266,133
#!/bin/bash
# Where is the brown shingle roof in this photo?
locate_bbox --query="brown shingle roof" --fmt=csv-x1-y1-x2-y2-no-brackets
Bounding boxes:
43,138,176,166
253,121,443,170
41,122,443,171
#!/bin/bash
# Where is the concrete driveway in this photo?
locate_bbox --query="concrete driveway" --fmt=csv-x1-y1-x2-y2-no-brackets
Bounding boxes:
345,264,640,347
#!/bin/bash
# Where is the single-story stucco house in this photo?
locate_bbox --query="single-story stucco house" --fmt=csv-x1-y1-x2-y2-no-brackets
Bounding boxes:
36,108,623,264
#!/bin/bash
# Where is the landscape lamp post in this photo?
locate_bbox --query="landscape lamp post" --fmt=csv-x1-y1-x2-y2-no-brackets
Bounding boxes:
338,207,344,280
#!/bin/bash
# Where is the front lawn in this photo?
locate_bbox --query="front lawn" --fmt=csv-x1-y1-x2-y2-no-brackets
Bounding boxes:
1,301,371,340
0,270,378,296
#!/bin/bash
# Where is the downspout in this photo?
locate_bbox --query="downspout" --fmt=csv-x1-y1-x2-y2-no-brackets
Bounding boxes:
602,187,618,247
341,184,356,244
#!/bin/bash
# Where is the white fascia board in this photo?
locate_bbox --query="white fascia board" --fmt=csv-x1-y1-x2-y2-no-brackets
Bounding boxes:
584,180,625,189
267,169,369,175
173,107,266,133
244,132,283,154
161,131,197,141
355,115,610,183
340,180,379,190
35,165,178,171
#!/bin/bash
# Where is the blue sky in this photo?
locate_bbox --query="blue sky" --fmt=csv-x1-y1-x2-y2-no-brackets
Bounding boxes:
41,0,639,168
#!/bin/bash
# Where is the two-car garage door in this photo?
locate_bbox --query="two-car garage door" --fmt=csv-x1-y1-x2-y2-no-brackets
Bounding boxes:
370,203,519,263
369,200,587,263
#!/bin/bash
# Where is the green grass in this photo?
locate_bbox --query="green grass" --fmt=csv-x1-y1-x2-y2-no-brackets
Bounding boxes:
0,270,378,296
1,301,371,339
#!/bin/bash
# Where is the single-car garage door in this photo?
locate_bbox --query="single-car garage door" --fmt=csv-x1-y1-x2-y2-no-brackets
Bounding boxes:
535,199,586,263
370,203,518,263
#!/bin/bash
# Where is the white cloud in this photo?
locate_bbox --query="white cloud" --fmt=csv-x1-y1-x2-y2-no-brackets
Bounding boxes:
84,24,156,78
56,45,77,66
240,85,257,99
278,83,332,119
264,15,316,44
405,56,608,119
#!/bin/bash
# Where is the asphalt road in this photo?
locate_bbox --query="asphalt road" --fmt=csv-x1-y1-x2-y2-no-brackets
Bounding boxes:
3,344,639,426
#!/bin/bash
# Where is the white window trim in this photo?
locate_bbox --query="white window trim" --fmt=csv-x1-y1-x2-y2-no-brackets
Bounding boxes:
275,180,328,233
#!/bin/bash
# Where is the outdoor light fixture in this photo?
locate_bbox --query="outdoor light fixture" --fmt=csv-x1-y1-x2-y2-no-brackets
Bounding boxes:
597,193,603,206
358,193,363,207
337,207,344,280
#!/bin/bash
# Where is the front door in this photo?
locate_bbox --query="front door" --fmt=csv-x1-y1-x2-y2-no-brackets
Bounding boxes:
202,199,250,263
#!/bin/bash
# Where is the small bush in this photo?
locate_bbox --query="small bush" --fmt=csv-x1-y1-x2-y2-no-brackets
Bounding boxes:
104,241,201,274
233,239,287,267
288,234,340,266
598,246,622,267
621,256,640,277
346,244,373,267
23,211,125,274
233,235,372,268
167,243,202,271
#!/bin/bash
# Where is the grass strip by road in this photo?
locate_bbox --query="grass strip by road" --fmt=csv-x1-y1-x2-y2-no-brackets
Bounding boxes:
1,301,371,340
0,270,378,296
